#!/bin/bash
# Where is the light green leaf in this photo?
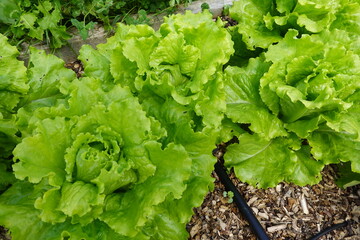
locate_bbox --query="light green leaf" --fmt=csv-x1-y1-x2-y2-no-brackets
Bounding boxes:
330,0,360,41
100,142,191,237
195,73,226,128
285,116,322,138
122,28,159,75
78,45,112,82
26,47,75,101
294,0,339,32
0,34,28,115
309,125,360,172
230,0,283,49
149,32,200,77
225,58,287,139
160,10,234,93
225,133,323,188
13,117,71,186
58,181,104,224
110,45,138,91
286,145,324,186
0,182,123,240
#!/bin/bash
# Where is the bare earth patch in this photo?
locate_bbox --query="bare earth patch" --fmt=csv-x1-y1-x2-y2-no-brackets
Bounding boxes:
188,166,360,240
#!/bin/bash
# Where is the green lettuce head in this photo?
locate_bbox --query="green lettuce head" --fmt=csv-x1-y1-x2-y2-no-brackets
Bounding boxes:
223,27,360,188
12,77,156,222
1,76,197,239
79,10,234,129
0,33,76,192
229,0,360,50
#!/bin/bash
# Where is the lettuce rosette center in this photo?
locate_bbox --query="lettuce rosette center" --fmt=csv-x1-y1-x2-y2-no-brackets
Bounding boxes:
65,125,137,193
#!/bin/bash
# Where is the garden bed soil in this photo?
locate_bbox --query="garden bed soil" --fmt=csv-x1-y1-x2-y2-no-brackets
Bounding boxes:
188,166,360,239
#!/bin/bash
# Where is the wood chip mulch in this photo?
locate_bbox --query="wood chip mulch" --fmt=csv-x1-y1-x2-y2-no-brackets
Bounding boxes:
64,60,84,78
187,166,360,240
0,227,9,240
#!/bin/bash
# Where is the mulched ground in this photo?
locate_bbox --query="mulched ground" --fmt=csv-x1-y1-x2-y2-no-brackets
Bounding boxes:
0,227,9,240
187,166,360,240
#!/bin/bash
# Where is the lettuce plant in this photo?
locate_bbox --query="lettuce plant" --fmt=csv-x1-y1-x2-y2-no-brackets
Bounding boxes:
0,11,232,239
4,75,196,239
79,10,234,129
229,0,360,50
0,1,359,239
0,34,28,192
0,65,210,239
223,0,360,188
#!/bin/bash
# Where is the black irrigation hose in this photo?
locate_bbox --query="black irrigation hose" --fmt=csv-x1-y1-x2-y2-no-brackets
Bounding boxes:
307,221,349,240
214,161,270,240
214,161,351,240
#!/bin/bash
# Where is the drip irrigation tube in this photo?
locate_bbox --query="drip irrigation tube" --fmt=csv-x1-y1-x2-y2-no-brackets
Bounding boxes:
214,161,270,240
214,160,351,240
307,221,349,240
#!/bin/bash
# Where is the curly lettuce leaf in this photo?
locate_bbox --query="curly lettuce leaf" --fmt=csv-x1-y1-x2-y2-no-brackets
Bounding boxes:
224,58,287,140
160,10,234,92
229,0,359,50
261,29,360,123
0,181,123,240
16,47,76,135
0,34,28,192
126,91,217,238
229,0,282,50
100,142,191,237
223,25,360,187
80,11,233,129
0,34,28,117
225,133,324,188
13,117,71,186
78,45,112,83
309,124,360,172
330,0,360,39
5,65,208,240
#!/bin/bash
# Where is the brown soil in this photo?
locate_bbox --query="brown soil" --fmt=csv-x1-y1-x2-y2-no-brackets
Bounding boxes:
188,166,360,240
0,227,9,240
